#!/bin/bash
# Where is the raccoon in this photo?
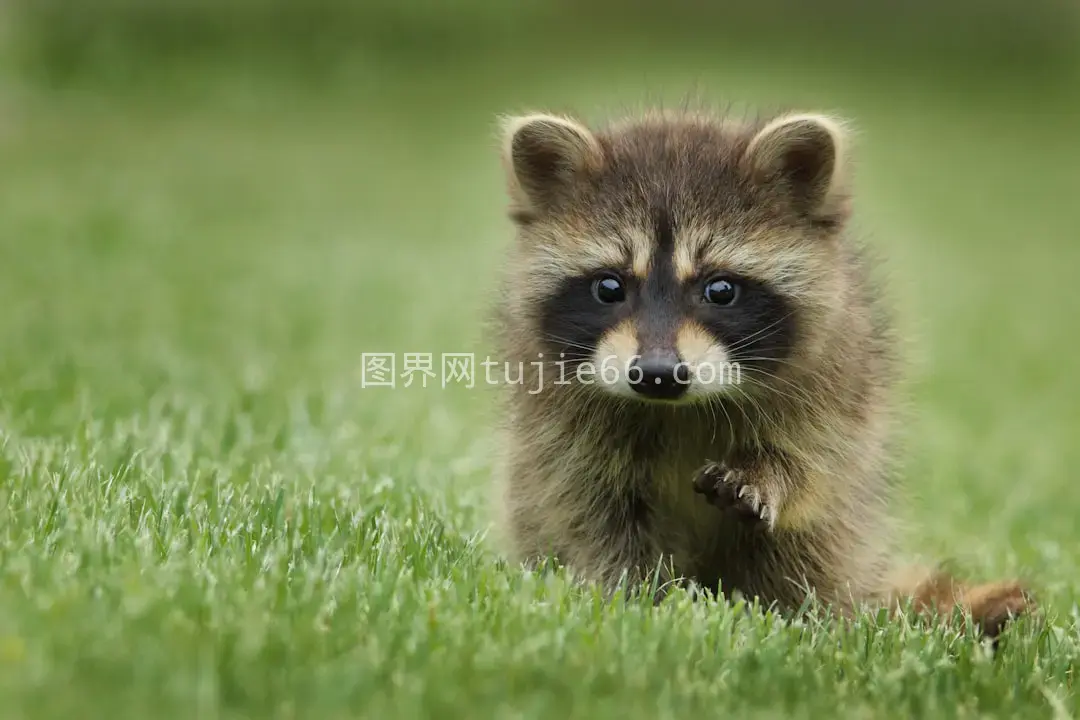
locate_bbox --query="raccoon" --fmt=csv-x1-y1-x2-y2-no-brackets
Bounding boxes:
489,106,1030,636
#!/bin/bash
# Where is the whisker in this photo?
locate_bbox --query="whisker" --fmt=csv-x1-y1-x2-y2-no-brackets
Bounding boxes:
738,367,816,406
725,311,797,356
541,334,599,354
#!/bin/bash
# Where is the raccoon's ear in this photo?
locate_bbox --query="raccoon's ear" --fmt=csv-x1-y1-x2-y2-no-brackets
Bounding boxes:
743,113,849,224
500,113,603,216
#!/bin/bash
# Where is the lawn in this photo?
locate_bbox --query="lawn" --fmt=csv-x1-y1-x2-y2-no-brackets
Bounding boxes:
1,30,1079,718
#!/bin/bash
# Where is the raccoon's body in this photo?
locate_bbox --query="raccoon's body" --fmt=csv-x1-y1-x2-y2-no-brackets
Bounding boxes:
489,106,1028,634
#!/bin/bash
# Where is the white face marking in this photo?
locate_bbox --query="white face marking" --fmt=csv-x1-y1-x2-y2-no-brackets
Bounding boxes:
676,322,740,400
624,226,654,280
675,221,825,299
590,321,640,398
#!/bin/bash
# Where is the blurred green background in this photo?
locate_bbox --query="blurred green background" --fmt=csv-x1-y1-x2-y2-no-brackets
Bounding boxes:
0,1,1079,715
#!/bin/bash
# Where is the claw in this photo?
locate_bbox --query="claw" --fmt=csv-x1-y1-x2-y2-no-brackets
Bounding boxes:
692,462,777,531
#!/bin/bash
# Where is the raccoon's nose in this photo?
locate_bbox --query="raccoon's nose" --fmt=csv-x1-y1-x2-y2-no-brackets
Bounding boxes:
629,350,690,400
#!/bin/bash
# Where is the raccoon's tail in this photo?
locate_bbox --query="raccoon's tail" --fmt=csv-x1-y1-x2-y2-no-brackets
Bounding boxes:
875,563,1033,639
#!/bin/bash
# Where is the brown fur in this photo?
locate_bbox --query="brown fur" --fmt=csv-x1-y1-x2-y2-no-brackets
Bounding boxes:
488,106,1031,638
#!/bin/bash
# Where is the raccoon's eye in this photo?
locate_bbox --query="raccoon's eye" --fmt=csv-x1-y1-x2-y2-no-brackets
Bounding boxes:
703,277,740,305
592,274,626,304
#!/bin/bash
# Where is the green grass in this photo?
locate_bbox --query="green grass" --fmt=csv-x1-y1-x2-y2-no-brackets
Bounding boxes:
1,46,1079,718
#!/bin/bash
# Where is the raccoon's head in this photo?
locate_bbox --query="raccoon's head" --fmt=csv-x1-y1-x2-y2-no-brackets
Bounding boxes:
498,108,853,404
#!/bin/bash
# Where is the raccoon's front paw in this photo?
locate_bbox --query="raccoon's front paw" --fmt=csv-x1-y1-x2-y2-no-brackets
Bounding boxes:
692,462,777,529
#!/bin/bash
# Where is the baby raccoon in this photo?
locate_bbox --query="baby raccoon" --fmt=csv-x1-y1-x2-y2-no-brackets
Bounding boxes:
489,106,1030,636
